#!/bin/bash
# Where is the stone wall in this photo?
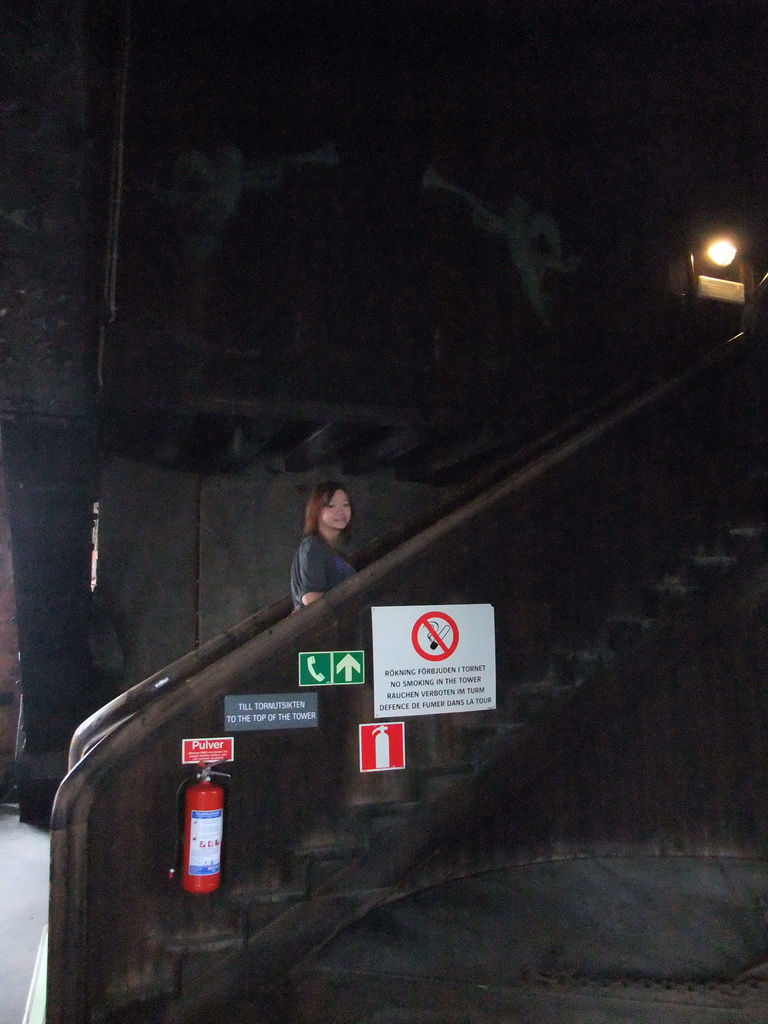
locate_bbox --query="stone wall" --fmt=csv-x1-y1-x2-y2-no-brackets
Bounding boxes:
0,473,19,789
97,456,441,687
0,0,97,764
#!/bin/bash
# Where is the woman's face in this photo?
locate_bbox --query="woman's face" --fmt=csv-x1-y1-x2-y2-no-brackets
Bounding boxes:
319,489,352,534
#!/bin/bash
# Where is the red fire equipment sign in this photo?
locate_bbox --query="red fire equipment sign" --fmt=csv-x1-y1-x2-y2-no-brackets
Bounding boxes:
182,737,234,764
359,722,405,772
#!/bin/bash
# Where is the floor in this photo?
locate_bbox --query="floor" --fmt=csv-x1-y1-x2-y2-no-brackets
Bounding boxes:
0,801,50,1024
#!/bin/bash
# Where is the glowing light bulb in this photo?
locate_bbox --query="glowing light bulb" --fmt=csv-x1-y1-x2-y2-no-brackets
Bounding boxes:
707,239,737,267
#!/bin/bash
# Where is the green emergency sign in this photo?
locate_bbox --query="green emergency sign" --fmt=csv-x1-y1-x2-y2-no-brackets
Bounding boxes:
298,651,365,686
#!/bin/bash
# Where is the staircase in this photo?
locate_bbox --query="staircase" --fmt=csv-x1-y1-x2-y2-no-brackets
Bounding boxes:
177,510,768,1024
47,331,768,1024
273,519,768,1024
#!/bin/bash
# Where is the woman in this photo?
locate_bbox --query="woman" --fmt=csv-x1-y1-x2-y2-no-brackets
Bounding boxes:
290,482,356,609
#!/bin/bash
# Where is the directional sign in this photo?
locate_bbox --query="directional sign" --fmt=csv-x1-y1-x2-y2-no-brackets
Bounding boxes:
224,694,319,730
299,651,364,686
372,604,496,718
359,722,405,772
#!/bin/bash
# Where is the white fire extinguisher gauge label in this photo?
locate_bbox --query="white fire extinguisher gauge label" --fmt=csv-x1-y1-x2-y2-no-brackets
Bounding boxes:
188,808,223,875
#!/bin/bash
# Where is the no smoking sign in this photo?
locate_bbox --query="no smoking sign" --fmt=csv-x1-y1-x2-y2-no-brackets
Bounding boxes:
372,604,496,719
411,611,459,661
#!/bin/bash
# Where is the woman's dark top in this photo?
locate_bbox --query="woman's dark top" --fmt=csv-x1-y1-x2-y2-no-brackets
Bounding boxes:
290,535,356,610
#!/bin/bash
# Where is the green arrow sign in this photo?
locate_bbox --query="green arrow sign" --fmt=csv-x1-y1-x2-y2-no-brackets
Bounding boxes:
299,651,365,686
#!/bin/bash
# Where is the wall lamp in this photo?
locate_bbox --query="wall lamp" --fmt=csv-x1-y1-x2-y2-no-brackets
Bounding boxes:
670,233,754,306
671,233,753,307
706,238,737,267
695,234,751,303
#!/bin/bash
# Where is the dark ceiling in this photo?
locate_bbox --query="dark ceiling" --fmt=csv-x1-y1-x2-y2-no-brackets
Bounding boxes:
91,0,767,477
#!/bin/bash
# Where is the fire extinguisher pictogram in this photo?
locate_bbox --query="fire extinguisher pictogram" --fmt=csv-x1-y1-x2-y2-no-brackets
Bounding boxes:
170,762,230,894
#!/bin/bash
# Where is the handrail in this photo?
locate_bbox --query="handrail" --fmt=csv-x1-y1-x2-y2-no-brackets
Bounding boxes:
69,595,292,767
69,332,746,770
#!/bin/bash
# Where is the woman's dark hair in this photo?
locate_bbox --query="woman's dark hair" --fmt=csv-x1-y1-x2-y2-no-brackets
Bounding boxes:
302,481,353,539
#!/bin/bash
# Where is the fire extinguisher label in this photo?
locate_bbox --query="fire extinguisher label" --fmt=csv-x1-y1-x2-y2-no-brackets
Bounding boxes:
359,722,406,771
188,808,223,875
182,737,234,763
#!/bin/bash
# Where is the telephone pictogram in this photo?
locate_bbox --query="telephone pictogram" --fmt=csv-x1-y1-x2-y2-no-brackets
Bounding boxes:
307,656,326,682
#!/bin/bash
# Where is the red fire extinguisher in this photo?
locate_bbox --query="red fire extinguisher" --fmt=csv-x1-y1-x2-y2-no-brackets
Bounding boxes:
171,762,229,894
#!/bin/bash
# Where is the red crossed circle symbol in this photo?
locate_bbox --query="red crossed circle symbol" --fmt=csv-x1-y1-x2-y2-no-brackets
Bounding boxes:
411,611,459,661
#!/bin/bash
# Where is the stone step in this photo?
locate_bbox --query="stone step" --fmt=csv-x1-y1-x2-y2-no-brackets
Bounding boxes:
463,720,526,738
227,884,311,935
559,648,614,684
690,551,738,568
727,521,767,561
644,571,696,617
605,615,656,652
688,547,738,580
227,884,308,907
512,680,583,722
418,760,476,779
290,839,371,894
513,680,582,698
349,800,423,840
728,521,766,541
349,800,422,819
163,927,244,955
461,720,528,769
290,839,370,864
651,571,695,597
417,761,476,800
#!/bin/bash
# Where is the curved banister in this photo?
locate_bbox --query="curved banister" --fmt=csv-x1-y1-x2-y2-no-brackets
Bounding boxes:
69,594,293,767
